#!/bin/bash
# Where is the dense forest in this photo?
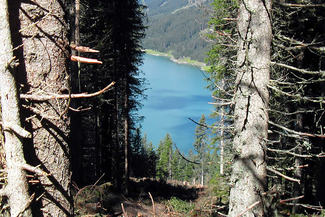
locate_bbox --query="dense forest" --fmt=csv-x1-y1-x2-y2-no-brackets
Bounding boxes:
142,0,212,62
0,0,324,216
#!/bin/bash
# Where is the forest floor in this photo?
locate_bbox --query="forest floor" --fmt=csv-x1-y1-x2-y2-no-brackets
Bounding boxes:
74,177,226,217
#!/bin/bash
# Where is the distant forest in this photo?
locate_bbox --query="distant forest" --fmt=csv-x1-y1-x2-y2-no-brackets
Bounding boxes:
142,0,212,62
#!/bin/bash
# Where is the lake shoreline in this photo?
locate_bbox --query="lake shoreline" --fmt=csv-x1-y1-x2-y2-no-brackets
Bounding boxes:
144,49,208,71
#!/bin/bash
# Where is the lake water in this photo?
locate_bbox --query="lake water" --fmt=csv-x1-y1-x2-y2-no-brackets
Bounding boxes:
138,54,213,153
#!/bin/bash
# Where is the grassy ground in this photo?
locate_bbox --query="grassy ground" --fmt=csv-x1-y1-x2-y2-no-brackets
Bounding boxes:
73,177,224,217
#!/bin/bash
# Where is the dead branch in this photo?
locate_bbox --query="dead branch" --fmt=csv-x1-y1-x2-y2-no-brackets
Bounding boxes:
148,192,156,217
287,203,324,211
68,106,92,112
19,163,49,177
268,108,319,116
266,166,300,184
271,78,325,85
269,120,325,138
20,81,115,101
286,164,309,170
280,195,304,204
174,144,200,165
22,105,60,120
235,201,261,217
121,203,128,217
209,101,234,106
2,122,31,138
267,147,312,158
70,55,102,64
70,44,99,53
278,3,325,8
271,62,325,76
90,173,105,193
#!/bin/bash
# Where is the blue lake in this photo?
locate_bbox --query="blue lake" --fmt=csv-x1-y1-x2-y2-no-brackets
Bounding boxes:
138,54,214,153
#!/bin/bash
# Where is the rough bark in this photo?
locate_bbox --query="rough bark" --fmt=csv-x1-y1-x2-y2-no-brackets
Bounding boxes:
13,0,73,215
228,0,272,216
0,0,33,216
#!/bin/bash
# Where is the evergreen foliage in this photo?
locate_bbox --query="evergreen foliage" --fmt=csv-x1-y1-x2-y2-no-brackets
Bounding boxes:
71,0,146,188
193,114,209,185
156,133,173,179
142,0,212,61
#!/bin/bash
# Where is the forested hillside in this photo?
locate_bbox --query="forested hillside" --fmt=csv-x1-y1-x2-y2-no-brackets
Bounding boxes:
142,0,212,61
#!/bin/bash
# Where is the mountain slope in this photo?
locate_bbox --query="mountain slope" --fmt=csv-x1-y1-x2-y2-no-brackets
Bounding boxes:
142,0,212,62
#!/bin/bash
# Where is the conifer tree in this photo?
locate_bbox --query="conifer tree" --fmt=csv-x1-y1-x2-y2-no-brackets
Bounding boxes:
156,134,173,180
194,114,209,185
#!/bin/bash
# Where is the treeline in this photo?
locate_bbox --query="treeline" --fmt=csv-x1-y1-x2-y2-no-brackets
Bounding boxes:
130,115,219,187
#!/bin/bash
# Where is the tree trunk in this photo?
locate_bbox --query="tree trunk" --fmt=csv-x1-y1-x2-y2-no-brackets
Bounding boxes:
123,83,129,194
228,0,272,216
0,0,32,216
15,0,73,215
220,79,225,176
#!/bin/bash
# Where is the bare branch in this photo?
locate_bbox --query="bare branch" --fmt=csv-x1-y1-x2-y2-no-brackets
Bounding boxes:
121,203,128,217
70,44,99,53
70,55,103,64
269,120,325,138
2,122,31,138
174,144,200,165
278,3,325,8
235,201,261,217
21,82,115,101
267,148,312,158
268,85,325,103
266,167,300,184
280,195,304,204
148,192,156,217
271,62,325,76
19,163,50,176
23,105,60,120
268,108,319,116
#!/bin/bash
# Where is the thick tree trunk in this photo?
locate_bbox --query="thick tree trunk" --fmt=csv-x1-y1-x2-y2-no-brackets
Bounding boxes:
228,0,272,216
14,0,73,215
0,0,32,216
